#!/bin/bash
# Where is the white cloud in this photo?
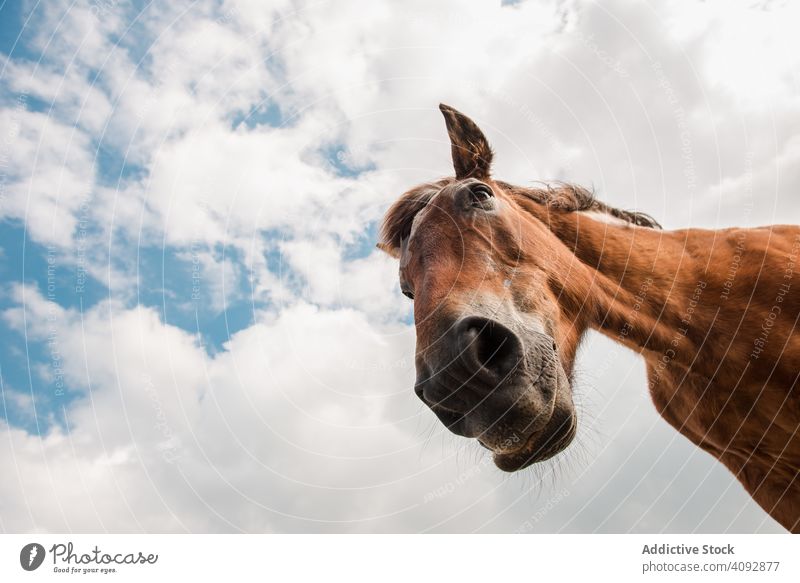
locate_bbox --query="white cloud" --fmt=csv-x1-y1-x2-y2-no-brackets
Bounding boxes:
280,239,408,319
0,107,95,246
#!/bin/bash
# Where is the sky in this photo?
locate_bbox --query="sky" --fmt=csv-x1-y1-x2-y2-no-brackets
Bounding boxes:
0,0,797,533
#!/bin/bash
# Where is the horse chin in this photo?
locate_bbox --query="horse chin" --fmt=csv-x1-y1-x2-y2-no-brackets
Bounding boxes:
489,407,577,472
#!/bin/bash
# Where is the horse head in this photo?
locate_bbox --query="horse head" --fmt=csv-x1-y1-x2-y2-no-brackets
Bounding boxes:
379,104,587,471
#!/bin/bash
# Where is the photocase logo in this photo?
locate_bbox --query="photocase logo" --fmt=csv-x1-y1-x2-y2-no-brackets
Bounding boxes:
20,543,46,571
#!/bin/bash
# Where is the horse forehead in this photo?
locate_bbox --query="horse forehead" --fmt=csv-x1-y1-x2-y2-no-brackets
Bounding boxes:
405,183,514,255
407,188,453,242
408,203,434,239
399,206,432,269
400,192,460,271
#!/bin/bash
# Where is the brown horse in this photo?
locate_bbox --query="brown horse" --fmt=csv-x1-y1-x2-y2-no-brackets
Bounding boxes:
378,104,800,532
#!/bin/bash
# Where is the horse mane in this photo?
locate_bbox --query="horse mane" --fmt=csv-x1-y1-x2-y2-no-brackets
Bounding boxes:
498,181,662,230
379,178,661,253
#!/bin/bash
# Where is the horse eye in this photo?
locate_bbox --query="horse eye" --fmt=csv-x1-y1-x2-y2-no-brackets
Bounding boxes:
469,184,494,206
402,289,415,300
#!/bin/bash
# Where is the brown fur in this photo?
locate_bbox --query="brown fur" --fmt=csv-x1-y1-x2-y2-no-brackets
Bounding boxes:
379,104,800,531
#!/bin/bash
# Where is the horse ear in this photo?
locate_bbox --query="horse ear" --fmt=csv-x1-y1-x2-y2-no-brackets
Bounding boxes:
439,103,493,180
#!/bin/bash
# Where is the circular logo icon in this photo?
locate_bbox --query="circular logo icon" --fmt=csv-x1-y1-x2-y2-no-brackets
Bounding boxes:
20,543,46,571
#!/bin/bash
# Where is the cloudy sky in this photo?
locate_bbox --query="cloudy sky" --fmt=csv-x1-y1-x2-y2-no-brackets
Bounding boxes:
0,0,797,533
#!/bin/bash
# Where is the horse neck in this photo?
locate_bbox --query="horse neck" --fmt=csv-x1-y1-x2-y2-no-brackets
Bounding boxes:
539,209,711,364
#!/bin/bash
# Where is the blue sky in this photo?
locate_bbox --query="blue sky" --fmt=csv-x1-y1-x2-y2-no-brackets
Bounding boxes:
1,0,89,432
0,1,245,431
0,0,796,533
0,0,383,435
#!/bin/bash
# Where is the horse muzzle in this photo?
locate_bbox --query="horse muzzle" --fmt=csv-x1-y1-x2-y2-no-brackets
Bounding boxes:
414,315,575,470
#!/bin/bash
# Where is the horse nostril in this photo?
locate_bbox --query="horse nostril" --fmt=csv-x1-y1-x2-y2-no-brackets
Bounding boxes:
457,316,522,377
